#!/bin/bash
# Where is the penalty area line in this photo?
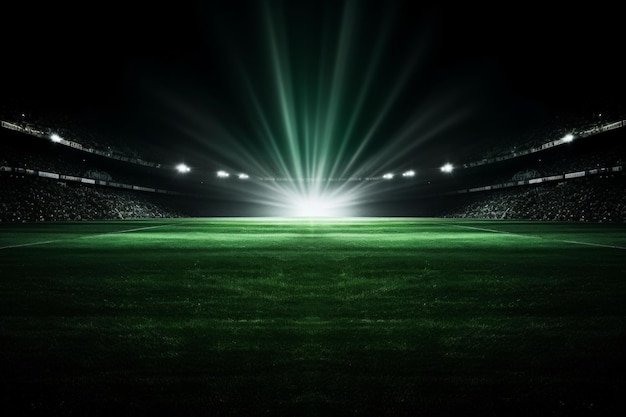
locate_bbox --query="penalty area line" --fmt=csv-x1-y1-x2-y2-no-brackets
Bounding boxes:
448,223,626,250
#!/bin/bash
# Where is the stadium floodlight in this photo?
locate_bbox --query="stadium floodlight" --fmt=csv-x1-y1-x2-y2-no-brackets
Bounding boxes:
402,170,415,177
562,133,574,143
440,163,454,173
176,163,191,173
217,170,230,178
382,173,394,180
238,173,249,179
50,133,62,143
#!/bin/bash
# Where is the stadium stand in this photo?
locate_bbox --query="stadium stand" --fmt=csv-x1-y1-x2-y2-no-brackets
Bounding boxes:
0,100,167,169
0,114,202,222
1,102,625,222
440,175,625,222
0,174,185,222
458,106,626,168
433,114,626,222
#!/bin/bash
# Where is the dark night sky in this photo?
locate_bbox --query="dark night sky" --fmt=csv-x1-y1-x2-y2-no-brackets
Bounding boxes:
2,1,624,170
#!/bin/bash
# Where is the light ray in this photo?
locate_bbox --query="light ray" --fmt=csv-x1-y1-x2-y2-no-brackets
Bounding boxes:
264,3,306,196
147,2,483,217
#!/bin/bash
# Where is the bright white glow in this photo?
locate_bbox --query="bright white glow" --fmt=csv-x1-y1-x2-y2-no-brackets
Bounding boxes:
50,133,61,143
440,163,454,173
238,173,249,179
176,163,191,173
562,133,574,143
293,196,343,217
382,173,394,179
217,170,230,178
402,170,415,177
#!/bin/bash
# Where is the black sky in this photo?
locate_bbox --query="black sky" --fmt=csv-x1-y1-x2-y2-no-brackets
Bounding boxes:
2,1,624,166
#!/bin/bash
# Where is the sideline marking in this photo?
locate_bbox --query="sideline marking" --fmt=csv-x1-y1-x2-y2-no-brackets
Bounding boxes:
0,240,59,250
0,223,172,251
450,224,523,235
86,224,171,236
559,239,626,250
449,223,626,250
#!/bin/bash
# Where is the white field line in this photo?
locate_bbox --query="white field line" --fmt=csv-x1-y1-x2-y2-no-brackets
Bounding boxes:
559,239,626,250
85,224,171,236
0,240,59,250
448,223,626,250
0,223,172,251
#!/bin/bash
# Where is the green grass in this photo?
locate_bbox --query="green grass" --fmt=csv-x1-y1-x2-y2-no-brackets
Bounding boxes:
1,218,625,416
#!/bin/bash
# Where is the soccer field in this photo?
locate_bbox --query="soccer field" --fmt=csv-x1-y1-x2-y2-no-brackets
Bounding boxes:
1,218,625,416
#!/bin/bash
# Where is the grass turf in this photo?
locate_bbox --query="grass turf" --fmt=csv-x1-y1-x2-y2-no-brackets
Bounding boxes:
1,218,625,416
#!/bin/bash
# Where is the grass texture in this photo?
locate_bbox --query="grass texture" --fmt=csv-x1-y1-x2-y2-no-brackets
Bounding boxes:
1,218,625,416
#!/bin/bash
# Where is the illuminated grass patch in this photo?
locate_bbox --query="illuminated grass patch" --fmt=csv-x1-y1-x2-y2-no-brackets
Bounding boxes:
0,218,625,416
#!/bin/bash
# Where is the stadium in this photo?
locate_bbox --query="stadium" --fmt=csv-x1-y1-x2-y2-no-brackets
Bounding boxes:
1,1,625,416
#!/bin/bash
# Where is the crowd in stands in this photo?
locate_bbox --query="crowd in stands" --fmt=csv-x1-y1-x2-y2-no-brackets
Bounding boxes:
0,174,186,222
441,175,626,222
437,108,626,223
